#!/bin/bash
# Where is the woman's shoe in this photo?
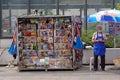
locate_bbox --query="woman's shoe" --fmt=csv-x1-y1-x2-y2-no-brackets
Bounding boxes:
102,69,105,71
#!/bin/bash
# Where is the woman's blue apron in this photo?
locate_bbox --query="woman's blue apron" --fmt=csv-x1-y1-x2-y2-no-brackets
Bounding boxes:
94,33,106,56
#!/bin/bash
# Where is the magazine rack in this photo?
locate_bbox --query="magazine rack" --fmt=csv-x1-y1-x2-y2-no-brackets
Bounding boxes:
17,15,81,71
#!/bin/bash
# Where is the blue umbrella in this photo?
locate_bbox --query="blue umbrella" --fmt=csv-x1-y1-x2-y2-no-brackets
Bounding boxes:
88,9,120,23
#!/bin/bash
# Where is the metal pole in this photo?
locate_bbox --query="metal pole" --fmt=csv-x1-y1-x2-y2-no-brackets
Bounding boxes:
62,9,64,15
80,8,82,19
56,0,59,15
114,25,116,48
96,8,100,12
114,37,116,48
0,0,2,38
84,0,87,34
112,0,115,9
27,0,31,15
113,0,116,47
8,1,12,33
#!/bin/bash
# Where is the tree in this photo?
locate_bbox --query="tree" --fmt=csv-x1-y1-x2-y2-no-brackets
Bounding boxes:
117,3,120,10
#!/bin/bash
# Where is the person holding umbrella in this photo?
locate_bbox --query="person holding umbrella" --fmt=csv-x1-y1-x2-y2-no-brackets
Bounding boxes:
92,25,107,71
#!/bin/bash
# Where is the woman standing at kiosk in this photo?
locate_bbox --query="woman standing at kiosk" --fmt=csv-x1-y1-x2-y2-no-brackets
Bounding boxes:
92,25,107,71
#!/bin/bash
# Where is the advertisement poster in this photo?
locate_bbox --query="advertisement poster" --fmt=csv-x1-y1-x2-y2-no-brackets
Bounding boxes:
108,22,120,37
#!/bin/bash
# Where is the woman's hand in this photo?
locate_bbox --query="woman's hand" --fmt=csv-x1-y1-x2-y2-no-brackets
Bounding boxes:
92,39,104,43
92,39,98,43
98,39,105,42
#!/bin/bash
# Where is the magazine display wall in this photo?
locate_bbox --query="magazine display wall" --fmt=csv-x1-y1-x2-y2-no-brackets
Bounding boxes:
17,16,78,71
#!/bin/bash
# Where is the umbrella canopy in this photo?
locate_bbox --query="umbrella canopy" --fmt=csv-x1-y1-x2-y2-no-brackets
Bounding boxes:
88,9,120,23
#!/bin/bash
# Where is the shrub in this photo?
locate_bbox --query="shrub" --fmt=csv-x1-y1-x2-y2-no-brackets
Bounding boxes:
105,37,114,48
81,30,95,47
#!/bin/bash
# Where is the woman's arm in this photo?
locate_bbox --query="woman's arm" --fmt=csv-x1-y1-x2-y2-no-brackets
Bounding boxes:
91,32,98,43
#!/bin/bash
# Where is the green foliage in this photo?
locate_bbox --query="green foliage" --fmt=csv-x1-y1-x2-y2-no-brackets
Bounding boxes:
105,37,114,48
116,36,120,48
81,30,95,46
117,3,120,10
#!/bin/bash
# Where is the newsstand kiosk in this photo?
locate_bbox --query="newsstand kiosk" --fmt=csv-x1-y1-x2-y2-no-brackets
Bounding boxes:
17,15,82,71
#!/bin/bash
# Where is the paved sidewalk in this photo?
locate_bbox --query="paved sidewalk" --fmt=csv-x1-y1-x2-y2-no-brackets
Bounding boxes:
0,65,120,80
